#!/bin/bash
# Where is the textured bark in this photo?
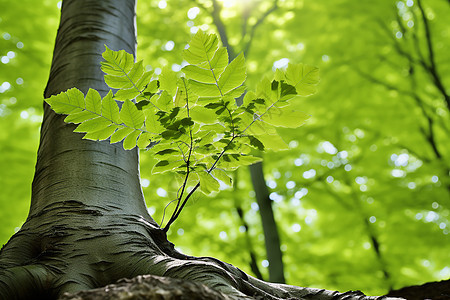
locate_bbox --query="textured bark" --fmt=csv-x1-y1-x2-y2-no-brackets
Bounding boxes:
386,278,450,300
0,0,402,299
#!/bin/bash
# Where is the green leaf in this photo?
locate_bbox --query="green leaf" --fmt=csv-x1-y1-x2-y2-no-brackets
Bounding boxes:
74,116,112,133
136,70,154,90
120,99,144,128
261,107,310,128
254,133,289,151
182,65,217,83
274,68,285,82
152,160,185,174
188,80,221,97
155,149,179,157
285,63,319,96
64,110,96,123
256,77,278,105
212,169,232,186
85,88,102,114
159,66,178,95
136,132,153,148
101,46,134,76
123,129,141,150
45,88,85,114
190,106,217,124
236,155,262,166
183,31,219,65
182,47,228,83
243,91,257,106
218,52,246,94
198,171,220,194
246,116,277,135
104,60,144,89
243,135,265,151
216,154,240,171
114,87,140,101
101,91,120,124
156,91,173,111
110,126,134,143
83,124,119,141
144,107,164,134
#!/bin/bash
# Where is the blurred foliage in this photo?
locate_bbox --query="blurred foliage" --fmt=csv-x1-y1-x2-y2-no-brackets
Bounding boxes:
0,0,448,296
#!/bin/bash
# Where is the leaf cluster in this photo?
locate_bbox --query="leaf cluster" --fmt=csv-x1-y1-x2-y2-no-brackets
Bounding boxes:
45,31,319,230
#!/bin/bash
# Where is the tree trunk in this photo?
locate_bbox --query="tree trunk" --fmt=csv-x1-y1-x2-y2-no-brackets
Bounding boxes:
0,0,400,299
249,162,285,283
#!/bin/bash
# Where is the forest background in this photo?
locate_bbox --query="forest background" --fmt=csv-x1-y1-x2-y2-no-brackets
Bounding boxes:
0,0,448,296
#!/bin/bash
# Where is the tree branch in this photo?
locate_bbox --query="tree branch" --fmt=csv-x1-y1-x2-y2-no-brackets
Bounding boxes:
416,0,450,109
243,0,279,57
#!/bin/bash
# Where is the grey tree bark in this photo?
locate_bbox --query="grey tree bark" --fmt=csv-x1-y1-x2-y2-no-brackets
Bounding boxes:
0,0,401,299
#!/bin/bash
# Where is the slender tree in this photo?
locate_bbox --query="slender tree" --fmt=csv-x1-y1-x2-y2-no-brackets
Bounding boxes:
0,0,399,299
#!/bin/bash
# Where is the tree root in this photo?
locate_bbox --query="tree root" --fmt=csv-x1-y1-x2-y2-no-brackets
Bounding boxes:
0,206,402,300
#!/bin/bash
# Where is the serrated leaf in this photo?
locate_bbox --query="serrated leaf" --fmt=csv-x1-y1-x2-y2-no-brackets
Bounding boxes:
243,135,264,151
114,87,140,101
212,169,232,186
159,66,178,95
183,65,217,83
188,80,221,97
101,90,120,124
101,46,134,76
198,171,220,194
123,129,141,150
285,63,319,96
85,88,102,114
256,77,278,105
64,110,96,123
137,132,153,148
146,80,159,94
274,68,285,82
183,31,219,65
182,47,228,83
209,47,228,71
238,155,262,166
224,85,245,99
152,160,185,174
254,133,289,151
216,154,240,171
136,70,154,90
243,91,257,107
83,124,119,141
261,107,310,128
218,52,246,94
279,81,297,100
246,116,277,135
120,99,144,128
156,91,173,111
104,60,144,89
174,78,191,108
190,106,217,124
45,88,85,114
155,149,181,160
110,126,134,143
74,116,112,133
144,107,164,134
